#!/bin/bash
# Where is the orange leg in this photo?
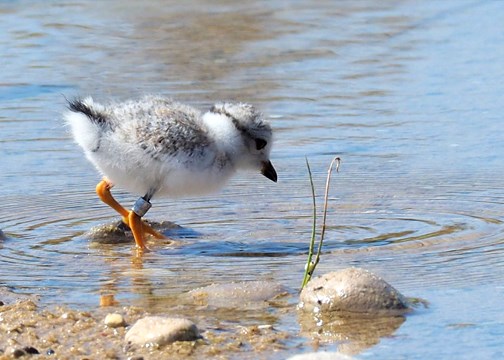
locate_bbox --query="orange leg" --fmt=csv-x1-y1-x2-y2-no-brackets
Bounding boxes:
128,210,146,250
95,178,165,248
96,179,129,219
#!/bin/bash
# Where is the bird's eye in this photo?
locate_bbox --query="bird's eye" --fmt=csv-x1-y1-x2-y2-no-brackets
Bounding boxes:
255,138,267,150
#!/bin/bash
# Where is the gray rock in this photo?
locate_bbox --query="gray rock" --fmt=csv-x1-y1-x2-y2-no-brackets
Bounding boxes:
125,316,200,348
86,220,180,244
188,280,287,308
299,267,409,315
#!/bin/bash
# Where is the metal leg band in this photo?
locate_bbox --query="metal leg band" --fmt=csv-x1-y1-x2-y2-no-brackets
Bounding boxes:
132,197,152,217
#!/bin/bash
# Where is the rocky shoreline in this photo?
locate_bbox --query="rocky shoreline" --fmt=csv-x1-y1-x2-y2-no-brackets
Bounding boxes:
0,267,415,360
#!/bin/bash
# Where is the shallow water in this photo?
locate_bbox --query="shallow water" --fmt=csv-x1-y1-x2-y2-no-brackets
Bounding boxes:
1,0,504,358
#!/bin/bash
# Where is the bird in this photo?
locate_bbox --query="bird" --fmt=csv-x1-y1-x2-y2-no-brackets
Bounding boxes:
65,95,277,250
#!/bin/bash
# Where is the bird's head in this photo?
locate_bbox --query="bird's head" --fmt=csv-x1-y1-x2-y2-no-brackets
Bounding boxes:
209,102,277,183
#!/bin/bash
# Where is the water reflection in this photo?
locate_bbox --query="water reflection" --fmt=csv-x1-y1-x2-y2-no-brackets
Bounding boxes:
1,0,504,358
298,312,406,355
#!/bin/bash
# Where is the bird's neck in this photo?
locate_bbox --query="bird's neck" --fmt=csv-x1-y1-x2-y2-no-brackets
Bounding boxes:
202,112,244,161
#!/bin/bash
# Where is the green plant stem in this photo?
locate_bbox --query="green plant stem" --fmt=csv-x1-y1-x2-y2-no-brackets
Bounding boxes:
301,157,317,289
301,156,341,291
313,157,340,269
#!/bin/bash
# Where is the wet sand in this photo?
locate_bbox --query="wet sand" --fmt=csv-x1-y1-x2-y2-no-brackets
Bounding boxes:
0,292,293,360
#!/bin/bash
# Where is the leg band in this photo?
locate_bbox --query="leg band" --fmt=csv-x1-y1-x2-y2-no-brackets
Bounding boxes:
132,197,152,217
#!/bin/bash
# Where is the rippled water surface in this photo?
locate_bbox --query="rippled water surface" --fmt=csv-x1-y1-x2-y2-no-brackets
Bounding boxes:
2,0,504,358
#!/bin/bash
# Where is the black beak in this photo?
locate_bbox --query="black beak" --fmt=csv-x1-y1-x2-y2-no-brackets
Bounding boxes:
261,160,277,183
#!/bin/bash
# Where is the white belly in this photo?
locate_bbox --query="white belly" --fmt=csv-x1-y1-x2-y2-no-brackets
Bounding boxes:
86,148,235,199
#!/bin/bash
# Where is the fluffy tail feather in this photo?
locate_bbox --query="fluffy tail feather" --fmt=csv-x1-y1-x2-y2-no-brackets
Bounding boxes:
67,97,108,126
65,97,106,153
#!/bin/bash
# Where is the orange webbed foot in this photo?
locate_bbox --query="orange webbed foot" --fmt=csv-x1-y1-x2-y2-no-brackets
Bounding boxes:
121,216,166,240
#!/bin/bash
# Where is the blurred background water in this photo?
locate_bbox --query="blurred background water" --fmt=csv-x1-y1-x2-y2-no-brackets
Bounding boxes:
1,0,504,358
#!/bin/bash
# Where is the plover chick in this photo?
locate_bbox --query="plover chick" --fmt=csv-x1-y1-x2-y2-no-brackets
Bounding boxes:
65,95,277,250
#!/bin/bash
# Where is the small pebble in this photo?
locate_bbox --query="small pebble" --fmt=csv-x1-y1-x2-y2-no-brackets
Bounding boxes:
23,346,39,354
12,349,26,358
46,348,55,355
60,312,75,320
125,316,200,348
100,294,117,307
104,313,126,328
258,324,274,330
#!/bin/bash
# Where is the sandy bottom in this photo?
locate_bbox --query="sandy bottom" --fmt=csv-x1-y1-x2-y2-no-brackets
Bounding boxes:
0,293,293,360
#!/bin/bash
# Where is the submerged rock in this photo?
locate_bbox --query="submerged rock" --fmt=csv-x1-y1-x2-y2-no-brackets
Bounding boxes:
0,229,6,240
86,220,181,244
299,267,409,315
298,310,405,354
125,316,200,349
188,280,287,308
